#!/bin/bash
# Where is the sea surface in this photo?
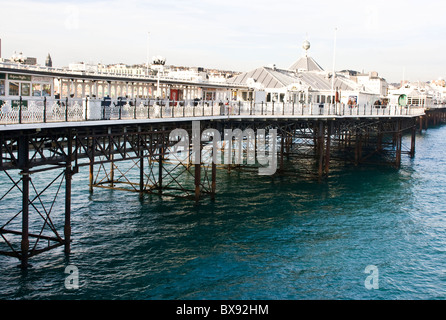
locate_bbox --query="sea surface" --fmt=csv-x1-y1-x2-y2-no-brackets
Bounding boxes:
1,125,446,300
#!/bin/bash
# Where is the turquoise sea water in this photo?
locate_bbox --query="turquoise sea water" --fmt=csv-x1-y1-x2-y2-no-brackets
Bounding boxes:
1,125,446,300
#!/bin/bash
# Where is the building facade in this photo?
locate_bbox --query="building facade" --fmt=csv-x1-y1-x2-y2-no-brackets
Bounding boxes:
225,41,380,108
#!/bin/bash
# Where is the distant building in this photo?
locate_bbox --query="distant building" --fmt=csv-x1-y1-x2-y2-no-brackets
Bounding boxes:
353,71,388,97
388,82,436,107
45,53,52,67
9,51,37,65
97,63,147,77
431,78,446,87
24,57,37,65
68,62,98,73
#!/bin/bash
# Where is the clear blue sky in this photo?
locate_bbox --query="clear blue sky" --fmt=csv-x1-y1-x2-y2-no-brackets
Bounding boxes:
1,0,445,83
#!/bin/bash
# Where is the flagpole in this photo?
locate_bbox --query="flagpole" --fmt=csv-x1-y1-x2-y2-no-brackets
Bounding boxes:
331,27,338,113
146,31,150,76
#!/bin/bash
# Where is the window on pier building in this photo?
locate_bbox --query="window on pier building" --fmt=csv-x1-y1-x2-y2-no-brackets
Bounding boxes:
32,84,42,96
42,84,51,96
0,80,5,96
8,82,19,96
21,83,30,96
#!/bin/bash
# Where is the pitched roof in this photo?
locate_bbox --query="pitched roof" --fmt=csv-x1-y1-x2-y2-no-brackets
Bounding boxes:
227,66,357,92
297,72,355,91
226,67,288,89
289,56,324,72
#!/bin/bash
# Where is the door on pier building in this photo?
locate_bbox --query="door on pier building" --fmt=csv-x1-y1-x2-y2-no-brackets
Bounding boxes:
170,89,179,101
170,89,180,106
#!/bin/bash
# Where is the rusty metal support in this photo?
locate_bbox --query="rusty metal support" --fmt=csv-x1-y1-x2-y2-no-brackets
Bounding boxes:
89,162,94,193
195,163,201,202
18,135,30,268
89,136,95,193
279,132,285,173
158,143,163,195
211,162,216,200
395,120,402,168
355,130,362,166
377,124,383,153
325,121,332,175
139,153,144,199
65,166,72,255
64,133,72,255
410,124,416,158
21,169,30,268
318,122,324,179
109,153,114,187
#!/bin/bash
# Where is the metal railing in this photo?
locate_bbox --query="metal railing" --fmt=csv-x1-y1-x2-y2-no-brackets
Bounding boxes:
0,97,426,125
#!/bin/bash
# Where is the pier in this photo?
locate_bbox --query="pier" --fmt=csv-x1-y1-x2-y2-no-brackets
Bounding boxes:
0,95,435,268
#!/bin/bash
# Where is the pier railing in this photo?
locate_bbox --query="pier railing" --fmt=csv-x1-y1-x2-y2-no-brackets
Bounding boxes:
0,97,426,125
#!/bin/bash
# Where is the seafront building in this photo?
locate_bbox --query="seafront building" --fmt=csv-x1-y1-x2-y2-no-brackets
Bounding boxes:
0,57,239,103
387,80,446,108
225,40,385,109
0,37,443,110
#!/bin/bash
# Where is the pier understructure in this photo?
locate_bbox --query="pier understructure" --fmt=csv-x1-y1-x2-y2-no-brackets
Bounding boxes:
2,104,444,268
418,107,446,131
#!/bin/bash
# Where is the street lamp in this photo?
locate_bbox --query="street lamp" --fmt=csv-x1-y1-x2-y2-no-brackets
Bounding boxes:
152,55,166,98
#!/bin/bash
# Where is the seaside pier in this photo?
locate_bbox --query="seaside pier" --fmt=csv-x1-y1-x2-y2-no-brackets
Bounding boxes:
0,97,425,268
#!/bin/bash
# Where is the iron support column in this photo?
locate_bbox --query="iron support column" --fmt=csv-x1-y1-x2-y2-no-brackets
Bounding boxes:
65,166,72,254
279,132,284,173
18,136,29,268
318,122,324,179
195,163,201,202
355,129,362,166
140,152,144,199
395,120,402,168
21,170,30,268
325,121,332,175
89,137,94,193
410,123,416,158
65,133,73,255
158,145,163,195
211,162,216,200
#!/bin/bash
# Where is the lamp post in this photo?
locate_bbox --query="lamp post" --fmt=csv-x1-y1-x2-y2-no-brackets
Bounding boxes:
152,55,166,98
